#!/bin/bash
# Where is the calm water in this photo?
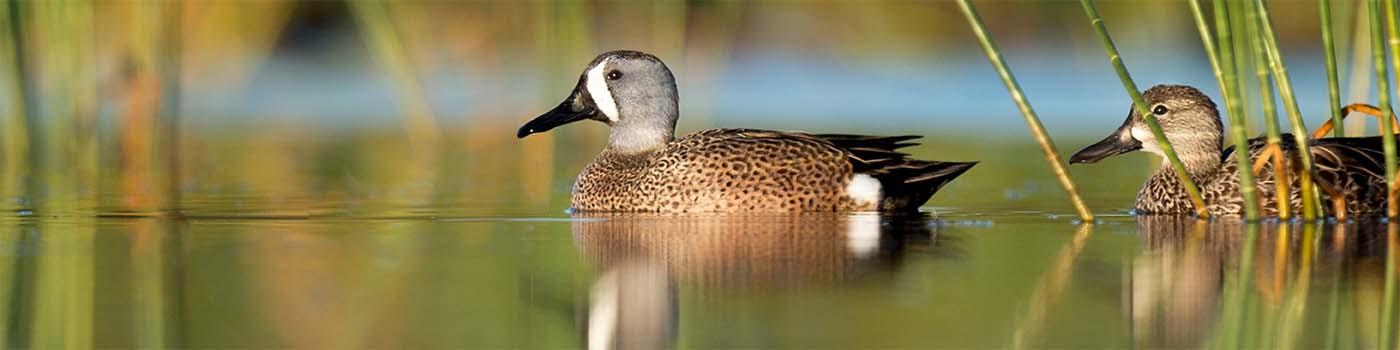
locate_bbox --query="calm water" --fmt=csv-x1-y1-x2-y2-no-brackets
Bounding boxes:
0,129,1392,348
0,206,1395,348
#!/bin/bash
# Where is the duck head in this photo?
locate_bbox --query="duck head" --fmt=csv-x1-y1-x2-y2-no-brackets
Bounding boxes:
518,50,680,153
1070,85,1224,173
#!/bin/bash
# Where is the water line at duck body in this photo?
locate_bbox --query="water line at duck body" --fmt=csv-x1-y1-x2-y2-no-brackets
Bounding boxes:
1188,0,1260,220
1254,0,1321,221
954,0,1094,222
1079,0,1210,218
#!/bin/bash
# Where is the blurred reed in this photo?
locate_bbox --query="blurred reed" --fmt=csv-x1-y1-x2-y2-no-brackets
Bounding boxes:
1373,0,1399,217
349,0,444,211
348,1,440,158
1079,0,1209,218
1253,0,1321,220
1322,0,1345,137
0,0,28,208
954,0,1093,222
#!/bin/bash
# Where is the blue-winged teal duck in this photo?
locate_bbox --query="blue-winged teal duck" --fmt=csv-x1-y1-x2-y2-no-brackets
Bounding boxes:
517,50,976,213
1071,84,1395,217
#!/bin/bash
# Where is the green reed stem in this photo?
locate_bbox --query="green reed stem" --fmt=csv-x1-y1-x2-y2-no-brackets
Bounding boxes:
1079,0,1209,218
1245,2,1292,218
1323,0,1346,137
1190,0,1260,220
1383,223,1399,350
1376,0,1399,218
956,0,1094,222
0,1,27,189
1254,0,1321,221
1384,0,1400,219
1225,0,1265,220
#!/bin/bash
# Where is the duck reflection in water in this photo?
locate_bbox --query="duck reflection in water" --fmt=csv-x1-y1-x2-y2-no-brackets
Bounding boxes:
572,213,947,350
1128,217,1391,348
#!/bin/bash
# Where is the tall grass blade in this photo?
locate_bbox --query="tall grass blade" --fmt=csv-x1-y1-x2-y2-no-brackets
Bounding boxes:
1323,0,1346,137
1253,0,1322,220
348,0,441,163
1374,0,1399,217
1384,0,1400,218
1383,223,1399,350
1245,1,1291,218
0,0,28,199
956,0,1094,222
1078,0,1209,218
1191,0,1260,220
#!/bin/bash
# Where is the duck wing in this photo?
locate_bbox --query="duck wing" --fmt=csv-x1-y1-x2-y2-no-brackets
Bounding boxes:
813,133,977,211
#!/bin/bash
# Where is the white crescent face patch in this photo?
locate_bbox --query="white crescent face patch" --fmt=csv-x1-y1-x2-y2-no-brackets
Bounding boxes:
586,58,620,122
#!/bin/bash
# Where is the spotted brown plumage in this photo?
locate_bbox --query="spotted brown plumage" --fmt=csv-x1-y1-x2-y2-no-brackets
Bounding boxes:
1072,84,1399,217
518,50,976,213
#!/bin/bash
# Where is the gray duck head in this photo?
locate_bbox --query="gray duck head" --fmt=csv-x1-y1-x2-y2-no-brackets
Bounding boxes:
518,50,680,153
1070,85,1224,172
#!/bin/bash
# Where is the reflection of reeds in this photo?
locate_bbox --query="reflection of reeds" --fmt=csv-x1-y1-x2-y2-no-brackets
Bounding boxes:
1215,223,1260,349
1078,0,1209,218
954,0,1093,222
1009,224,1092,348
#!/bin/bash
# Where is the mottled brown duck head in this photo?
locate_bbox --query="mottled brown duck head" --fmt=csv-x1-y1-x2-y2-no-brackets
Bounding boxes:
1070,84,1223,172
518,50,679,153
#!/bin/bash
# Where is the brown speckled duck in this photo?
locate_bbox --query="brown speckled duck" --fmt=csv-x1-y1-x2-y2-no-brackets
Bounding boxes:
1070,84,1396,217
517,50,976,213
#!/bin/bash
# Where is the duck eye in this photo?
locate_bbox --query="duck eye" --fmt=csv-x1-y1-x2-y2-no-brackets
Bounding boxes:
606,70,623,80
1152,104,1169,115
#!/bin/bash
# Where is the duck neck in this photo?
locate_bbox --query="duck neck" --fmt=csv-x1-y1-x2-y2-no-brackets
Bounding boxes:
605,100,678,154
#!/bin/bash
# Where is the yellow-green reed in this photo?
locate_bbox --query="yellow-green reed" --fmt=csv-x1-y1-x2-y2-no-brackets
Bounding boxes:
955,0,1094,222
0,0,28,200
1385,0,1400,219
1079,0,1209,218
1374,0,1399,218
1191,0,1260,220
1246,0,1290,217
1253,0,1321,221
348,0,441,161
1322,0,1346,137
1384,222,1400,350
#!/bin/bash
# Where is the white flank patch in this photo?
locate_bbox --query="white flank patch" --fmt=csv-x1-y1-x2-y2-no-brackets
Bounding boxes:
846,213,881,258
586,59,620,122
845,173,882,206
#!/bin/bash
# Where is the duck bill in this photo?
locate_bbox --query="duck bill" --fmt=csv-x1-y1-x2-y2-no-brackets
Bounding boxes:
1070,122,1142,164
517,91,598,138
